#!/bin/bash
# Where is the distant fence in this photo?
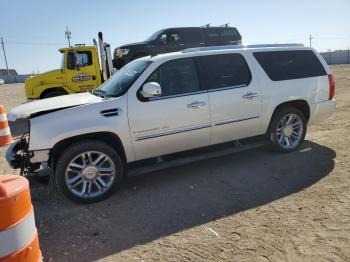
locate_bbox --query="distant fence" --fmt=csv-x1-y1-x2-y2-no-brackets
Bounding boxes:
0,74,34,83
321,50,350,65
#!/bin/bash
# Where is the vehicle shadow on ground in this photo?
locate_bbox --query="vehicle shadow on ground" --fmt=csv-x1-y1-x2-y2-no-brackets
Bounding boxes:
31,141,335,262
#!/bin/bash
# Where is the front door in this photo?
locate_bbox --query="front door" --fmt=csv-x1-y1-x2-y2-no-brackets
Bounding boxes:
65,50,99,93
196,53,263,144
128,58,211,160
156,30,184,54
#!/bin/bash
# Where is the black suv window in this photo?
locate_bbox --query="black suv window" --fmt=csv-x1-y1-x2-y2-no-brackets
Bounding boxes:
204,28,241,46
145,58,200,97
159,31,183,45
181,28,205,46
253,50,327,81
197,54,251,90
67,51,92,69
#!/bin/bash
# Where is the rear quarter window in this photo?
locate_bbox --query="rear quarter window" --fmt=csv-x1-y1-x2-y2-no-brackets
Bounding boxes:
253,50,327,81
204,28,241,46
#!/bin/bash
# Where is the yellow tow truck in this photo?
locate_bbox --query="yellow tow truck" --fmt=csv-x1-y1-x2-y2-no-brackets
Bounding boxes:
25,32,115,99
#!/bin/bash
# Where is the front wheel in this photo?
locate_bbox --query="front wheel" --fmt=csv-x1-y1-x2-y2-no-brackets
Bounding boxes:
268,107,307,152
55,140,124,203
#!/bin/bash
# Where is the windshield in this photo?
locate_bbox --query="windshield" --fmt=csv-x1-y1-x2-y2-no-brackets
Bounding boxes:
144,30,163,42
97,60,152,97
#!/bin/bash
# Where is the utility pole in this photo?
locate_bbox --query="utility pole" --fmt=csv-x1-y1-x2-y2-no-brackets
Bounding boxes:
65,26,71,47
309,34,312,47
1,37,10,75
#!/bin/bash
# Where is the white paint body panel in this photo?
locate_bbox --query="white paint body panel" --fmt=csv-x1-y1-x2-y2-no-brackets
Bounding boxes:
8,45,335,164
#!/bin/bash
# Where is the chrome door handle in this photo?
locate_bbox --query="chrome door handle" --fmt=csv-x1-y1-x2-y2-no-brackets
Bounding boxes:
242,92,258,99
187,101,206,109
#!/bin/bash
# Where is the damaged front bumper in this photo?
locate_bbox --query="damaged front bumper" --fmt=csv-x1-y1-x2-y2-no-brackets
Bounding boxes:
6,138,48,175
6,139,28,169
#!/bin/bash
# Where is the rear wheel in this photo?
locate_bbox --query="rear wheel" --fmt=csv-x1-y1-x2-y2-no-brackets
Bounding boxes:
268,107,307,152
55,140,124,203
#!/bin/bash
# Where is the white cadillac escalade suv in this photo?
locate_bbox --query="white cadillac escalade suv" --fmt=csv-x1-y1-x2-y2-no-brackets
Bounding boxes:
7,44,336,203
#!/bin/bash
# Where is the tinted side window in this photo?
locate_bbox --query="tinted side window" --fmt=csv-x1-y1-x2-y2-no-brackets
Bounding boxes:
204,28,241,46
158,31,183,45
181,28,205,46
146,58,200,97
253,50,327,81
197,54,251,90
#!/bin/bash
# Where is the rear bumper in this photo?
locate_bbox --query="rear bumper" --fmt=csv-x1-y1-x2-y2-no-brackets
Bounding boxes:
309,99,336,125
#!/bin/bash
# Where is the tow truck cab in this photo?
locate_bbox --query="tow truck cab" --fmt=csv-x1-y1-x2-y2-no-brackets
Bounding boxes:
25,45,103,99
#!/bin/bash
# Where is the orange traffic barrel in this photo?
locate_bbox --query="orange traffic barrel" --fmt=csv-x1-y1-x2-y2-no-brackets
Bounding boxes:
0,105,13,147
0,175,42,262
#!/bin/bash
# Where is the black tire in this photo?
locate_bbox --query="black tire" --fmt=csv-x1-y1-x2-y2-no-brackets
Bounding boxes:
55,140,124,203
267,107,307,153
42,91,67,99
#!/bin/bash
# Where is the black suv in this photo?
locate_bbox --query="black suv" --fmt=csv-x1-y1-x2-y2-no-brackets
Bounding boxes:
113,26,242,69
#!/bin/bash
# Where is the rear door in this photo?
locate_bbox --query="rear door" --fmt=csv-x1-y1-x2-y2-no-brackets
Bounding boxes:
181,28,205,49
196,53,263,144
128,57,211,160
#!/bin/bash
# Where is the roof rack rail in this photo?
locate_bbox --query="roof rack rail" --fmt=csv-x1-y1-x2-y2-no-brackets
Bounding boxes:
182,43,304,53
219,23,230,27
246,43,304,48
201,23,211,28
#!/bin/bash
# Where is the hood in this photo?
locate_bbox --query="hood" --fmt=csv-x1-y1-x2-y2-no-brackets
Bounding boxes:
8,92,103,121
119,41,148,49
25,69,64,98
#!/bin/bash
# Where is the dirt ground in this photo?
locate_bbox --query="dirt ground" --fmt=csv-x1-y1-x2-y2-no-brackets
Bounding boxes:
0,65,349,262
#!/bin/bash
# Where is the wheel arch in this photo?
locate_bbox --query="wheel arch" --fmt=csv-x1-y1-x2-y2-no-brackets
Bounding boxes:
39,87,69,99
267,99,310,132
50,132,127,171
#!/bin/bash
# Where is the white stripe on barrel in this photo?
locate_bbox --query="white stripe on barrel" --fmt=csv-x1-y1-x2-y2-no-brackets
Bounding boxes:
0,211,36,258
0,127,10,136
0,113,7,122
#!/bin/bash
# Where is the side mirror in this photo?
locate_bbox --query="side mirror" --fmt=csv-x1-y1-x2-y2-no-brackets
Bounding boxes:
140,82,162,98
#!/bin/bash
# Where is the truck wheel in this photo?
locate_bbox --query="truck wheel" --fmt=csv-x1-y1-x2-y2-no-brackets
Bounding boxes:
55,140,124,203
268,107,307,153
42,91,66,99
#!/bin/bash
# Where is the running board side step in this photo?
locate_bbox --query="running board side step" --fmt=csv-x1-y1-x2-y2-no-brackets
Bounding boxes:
127,140,269,177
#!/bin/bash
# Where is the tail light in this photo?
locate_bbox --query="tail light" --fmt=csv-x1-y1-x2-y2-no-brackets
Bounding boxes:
237,40,242,45
328,74,335,100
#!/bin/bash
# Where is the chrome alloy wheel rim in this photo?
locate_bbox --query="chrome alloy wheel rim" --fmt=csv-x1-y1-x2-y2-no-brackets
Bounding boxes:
276,113,303,149
65,151,116,198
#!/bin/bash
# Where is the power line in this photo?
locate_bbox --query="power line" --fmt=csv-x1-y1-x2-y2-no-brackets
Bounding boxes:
1,37,9,75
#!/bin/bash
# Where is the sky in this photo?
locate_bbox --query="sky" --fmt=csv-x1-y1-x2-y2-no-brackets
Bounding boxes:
0,0,349,74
